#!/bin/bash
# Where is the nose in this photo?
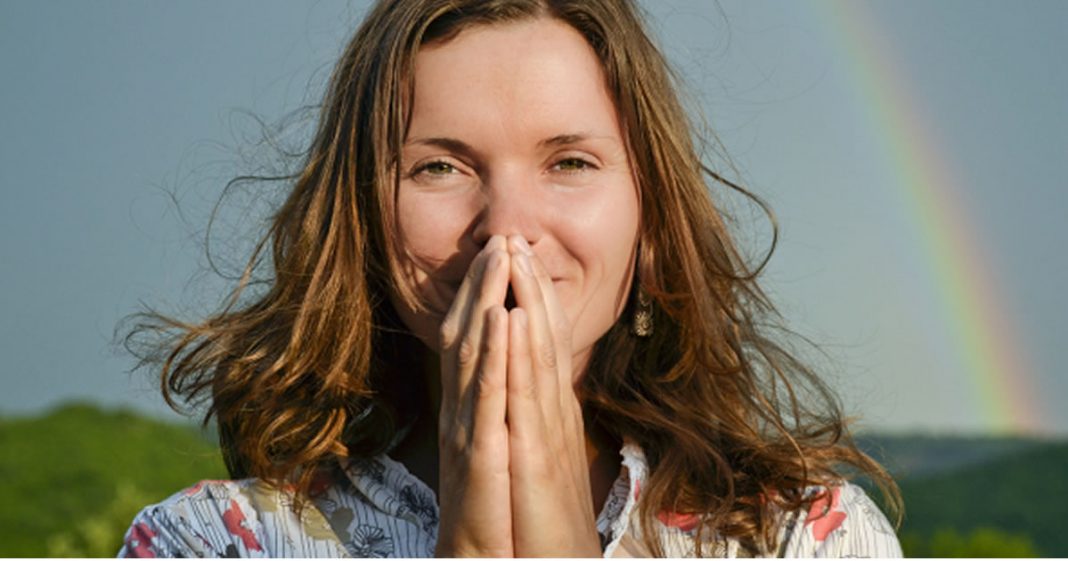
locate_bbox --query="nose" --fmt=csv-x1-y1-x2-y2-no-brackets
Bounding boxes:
470,169,543,249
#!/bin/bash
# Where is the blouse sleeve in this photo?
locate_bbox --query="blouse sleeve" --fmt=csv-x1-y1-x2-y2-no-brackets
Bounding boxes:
779,483,903,558
118,503,215,557
117,481,269,558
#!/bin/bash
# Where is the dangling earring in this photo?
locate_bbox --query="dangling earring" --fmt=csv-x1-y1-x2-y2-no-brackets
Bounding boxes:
632,286,653,337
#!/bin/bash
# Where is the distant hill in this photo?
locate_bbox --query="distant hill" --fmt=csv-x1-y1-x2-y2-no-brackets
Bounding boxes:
856,433,1051,479
848,433,1068,556
894,440,1068,556
0,402,226,556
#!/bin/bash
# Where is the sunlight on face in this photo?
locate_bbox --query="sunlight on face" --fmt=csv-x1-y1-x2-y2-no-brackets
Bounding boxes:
394,17,641,368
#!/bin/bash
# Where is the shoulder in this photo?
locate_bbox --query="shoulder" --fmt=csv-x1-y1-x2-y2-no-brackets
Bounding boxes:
118,479,269,557
118,478,348,558
776,483,902,558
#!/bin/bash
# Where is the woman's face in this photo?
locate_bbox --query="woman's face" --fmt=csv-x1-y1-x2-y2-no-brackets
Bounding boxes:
394,17,640,370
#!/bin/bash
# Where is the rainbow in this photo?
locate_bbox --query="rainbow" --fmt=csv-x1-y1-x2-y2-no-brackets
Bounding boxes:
817,1,1045,434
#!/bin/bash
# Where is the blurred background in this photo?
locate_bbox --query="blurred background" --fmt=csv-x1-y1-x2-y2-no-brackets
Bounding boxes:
1,0,1065,556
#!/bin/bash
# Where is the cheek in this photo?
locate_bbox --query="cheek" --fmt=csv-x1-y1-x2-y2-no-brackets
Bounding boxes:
392,192,480,348
396,192,474,281
557,183,640,346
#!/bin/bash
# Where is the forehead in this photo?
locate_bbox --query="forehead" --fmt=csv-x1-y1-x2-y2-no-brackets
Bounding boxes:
407,18,621,141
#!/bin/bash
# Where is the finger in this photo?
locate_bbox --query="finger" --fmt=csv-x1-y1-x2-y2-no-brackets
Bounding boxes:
506,307,543,448
440,236,507,354
521,243,582,435
439,236,509,407
506,239,585,458
510,237,572,358
457,247,510,409
507,240,560,424
509,237,578,428
470,305,509,449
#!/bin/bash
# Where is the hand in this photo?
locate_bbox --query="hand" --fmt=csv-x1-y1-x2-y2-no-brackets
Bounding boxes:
505,235,601,557
435,235,514,557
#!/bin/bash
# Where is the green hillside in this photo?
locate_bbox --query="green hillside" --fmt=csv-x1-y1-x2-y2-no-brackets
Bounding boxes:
0,403,226,556
896,441,1068,556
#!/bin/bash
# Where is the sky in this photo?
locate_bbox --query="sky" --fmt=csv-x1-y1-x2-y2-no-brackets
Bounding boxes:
1,1,1065,436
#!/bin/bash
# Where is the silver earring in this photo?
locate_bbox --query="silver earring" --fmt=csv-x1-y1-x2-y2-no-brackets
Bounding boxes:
632,287,653,337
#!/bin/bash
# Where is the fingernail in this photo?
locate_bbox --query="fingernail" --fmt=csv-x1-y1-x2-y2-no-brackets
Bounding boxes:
486,251,501,271
516,252,533,276
514,307,528,328
511,236,533,255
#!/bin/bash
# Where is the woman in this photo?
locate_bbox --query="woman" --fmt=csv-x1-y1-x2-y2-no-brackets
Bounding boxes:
121,0,902,557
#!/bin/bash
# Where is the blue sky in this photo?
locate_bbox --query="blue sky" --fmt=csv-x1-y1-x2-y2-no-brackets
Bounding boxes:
1,1,1065,435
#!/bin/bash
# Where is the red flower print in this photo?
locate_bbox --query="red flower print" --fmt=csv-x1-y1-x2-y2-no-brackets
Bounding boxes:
123,522,157,558
222,499,264,551
657,511,701,532
805,487,847,542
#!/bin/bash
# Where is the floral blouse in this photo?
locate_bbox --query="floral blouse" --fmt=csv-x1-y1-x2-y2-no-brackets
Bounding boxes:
119,442,902,557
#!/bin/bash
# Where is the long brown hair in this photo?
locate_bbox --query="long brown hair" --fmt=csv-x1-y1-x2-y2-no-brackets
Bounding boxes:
125,0,900,555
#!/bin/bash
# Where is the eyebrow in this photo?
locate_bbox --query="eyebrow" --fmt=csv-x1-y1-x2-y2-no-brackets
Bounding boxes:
405,132,605,153
405,136,475,156
539,133,596,148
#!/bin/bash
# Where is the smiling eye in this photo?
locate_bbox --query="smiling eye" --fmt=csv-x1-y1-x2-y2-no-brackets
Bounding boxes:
554,158,593,172
417,161,458,176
